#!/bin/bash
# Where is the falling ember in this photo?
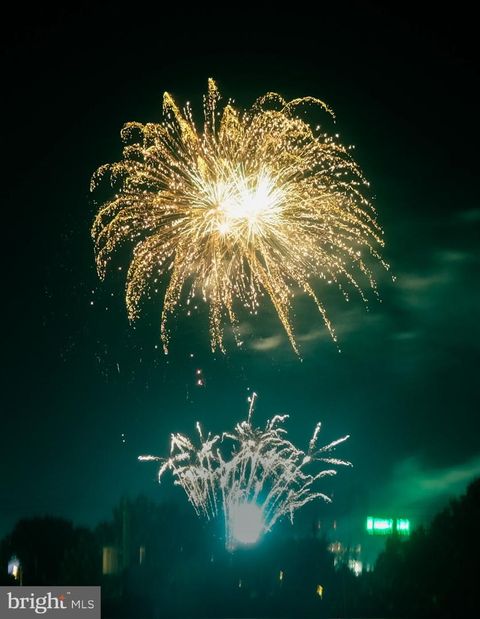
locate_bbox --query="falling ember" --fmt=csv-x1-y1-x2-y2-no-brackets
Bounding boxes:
92,79,388,354
139,393,351,548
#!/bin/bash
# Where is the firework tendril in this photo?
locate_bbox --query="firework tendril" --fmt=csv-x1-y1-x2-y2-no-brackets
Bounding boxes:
139,393,351,546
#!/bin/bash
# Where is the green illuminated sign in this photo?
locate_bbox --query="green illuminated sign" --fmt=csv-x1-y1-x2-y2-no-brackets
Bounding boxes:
396,519,410,535
366,517,411,536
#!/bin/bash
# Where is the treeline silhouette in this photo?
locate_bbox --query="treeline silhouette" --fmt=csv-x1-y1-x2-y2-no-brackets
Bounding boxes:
344,476,480,618
1,479,478,617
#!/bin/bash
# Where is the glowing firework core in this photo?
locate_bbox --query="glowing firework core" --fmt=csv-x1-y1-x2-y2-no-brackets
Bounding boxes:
212,171,284,238
229,503,264,545
92,79,388,354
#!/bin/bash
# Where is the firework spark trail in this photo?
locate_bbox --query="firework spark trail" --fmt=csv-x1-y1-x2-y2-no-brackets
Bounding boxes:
91,79,388,355
139,393,351,546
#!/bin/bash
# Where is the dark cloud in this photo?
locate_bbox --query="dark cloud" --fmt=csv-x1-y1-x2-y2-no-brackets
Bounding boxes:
374,453,480,521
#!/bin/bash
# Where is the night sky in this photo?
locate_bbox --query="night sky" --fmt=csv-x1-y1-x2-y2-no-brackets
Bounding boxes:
2,4,478,541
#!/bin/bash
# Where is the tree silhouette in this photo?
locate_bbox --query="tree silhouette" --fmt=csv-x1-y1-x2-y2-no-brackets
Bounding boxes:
1,479,478,617
0,517,99,585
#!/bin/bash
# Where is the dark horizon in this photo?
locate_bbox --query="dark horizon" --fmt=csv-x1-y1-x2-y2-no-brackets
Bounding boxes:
2,478,479,618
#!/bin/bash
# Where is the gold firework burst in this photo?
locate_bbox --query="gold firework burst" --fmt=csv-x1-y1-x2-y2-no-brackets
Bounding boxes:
91,79,387,354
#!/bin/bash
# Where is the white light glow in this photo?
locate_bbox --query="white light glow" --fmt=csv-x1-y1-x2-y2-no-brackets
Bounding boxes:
213,171,284,238
7,555,20,580
229,503,264,545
